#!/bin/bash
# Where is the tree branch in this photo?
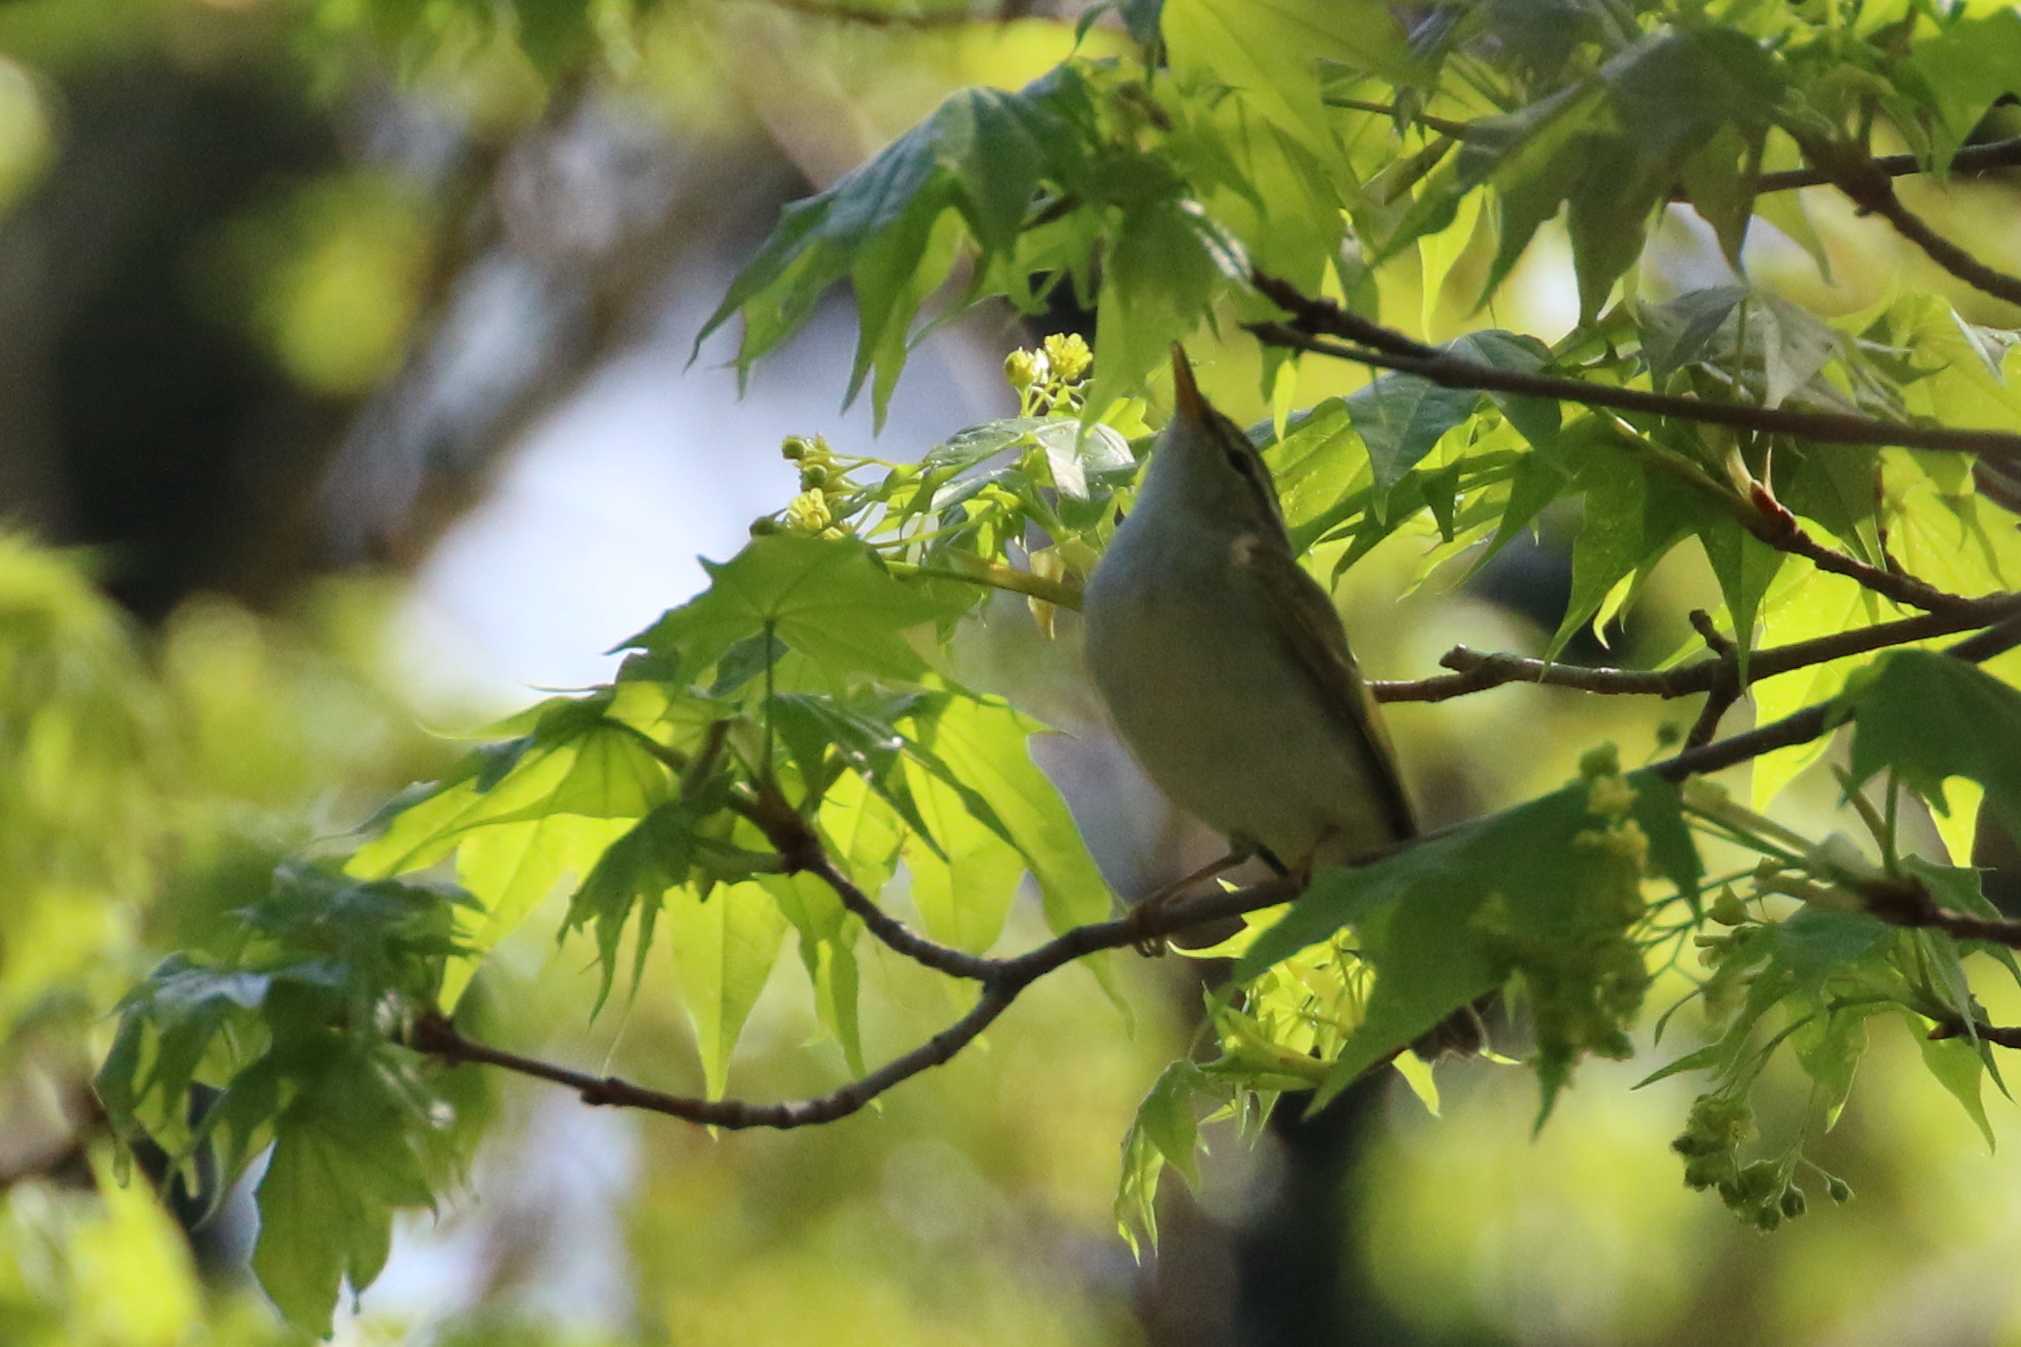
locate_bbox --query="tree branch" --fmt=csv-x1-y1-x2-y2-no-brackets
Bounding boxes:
1652,610,2021,782
1372,595,2021,704
1803,135,2021,311
1245,279,2021,462
407,613,2021,1127
1928,1017,2021,1051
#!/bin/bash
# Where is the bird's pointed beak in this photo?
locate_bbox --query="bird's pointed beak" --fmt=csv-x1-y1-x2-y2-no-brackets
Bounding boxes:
1170,344,1206,421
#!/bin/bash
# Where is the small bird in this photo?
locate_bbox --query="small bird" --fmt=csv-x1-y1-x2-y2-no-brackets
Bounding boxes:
1083,345,1416,889
1083,347,1481,1055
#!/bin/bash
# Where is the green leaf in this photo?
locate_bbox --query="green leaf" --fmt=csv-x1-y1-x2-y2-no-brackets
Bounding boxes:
96,957,276,1156
1087,199,1243,417
347,700,676,1006
1163,0,1416,151
1844,651,2021,845
771,692,944,852
1793,1001,1875,1133
1448,330,1560,446
1116,1060,1218,1255
1906,10,2021,162
1915,1023,1996,1151
1548,455,1712,656
695,67,1094,412
904,757,1026,954
1749,567,1869,809
562,801,700,1017
252,1056,451,1336
1698,523,1783,682
622,536,968,689
1904,855,2021,990
1117,0,1163,47
1641,287,1747,389
758,773,902,1077
1346,372,1478,521
668,881,793,1101
1031,419,1134,501
1393,29,1782,315
1778,442,1881,563
916,693,1115,940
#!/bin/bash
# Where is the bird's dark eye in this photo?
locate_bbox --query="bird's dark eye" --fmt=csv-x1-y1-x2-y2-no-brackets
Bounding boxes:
1225,449,1252,474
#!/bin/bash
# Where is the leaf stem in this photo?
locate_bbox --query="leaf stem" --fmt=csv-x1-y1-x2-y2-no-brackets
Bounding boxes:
885,555,1084,610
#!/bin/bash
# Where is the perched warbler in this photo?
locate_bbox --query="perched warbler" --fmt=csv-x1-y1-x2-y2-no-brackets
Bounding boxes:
1083,347,1482,1054
1083,346,1416,883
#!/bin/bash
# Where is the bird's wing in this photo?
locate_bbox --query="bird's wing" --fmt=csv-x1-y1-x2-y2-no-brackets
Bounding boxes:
1239,537,1419,841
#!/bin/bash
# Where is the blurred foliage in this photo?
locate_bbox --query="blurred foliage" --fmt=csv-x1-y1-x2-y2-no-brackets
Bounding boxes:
10,1,2021,1346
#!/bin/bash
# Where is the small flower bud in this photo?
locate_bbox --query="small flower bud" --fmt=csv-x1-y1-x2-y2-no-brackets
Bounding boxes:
1004,348,1042,391
749,516,783,536
1779,1187,1807,1219
1709,889,1750,927
782,435,812,461
1826,1176,1853,1204
1578,743,1622,780
1737,1160,1781,1202
800,463,830,489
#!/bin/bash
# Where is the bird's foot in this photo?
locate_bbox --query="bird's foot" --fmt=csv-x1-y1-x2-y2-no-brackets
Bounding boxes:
1129,842,1262,956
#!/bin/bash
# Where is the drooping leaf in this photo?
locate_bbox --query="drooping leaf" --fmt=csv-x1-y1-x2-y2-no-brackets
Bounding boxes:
251,1054,457,1336
1698,522,1783,682
695,67,1096,418
667,881,793,1101
1087,198,1245,418
562,801,701,1017
1906,10,2021,162
915,692,1116,939
1116,1060,1220,1255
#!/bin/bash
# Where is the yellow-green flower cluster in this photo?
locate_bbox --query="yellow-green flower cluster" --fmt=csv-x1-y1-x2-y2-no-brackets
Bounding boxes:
1004,332,1094,414
760,434,850,539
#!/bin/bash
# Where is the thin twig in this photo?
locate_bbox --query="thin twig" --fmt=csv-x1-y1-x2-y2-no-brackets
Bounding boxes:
409,990,1017,1129
1321,94,2021,199
1744,485,1978,614
1653,611,2021,782
1322,95,1474,139
1928,1018,2021,1051
1688,609,1735,657
800,851,1000,980
1246,278,2021,462
1685,685,1738,751
1371,595,2021,704
1802,135,2021,310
